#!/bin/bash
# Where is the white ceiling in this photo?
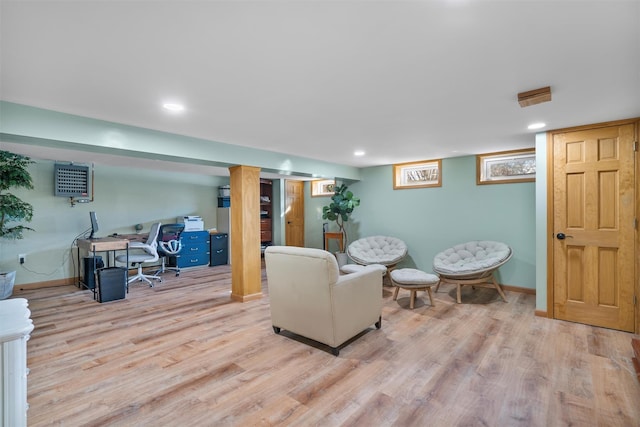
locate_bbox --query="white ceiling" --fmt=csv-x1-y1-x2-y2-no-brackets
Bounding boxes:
1,0,639,171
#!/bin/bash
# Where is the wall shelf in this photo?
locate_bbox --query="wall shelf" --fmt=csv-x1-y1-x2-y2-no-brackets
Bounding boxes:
260,179,273,247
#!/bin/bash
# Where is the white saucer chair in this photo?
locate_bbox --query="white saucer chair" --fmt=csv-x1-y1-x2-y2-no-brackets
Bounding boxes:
432,240,512,303
116,222,162,287
342,235,408,277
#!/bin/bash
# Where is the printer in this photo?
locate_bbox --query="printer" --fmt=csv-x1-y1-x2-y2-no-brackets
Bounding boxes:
177,216,204,232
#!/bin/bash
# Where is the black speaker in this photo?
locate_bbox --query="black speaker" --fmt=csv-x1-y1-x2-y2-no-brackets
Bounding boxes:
83,256,104,289
97,267,126,303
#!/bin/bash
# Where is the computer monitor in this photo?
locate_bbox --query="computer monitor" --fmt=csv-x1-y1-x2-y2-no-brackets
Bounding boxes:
89,211,99,239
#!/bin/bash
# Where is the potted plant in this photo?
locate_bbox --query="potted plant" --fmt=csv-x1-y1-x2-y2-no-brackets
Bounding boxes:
322,183,360,265
0,150,35,299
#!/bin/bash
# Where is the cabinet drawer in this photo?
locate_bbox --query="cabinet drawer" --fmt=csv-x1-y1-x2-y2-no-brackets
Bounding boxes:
211,247,227,257
260,230,272,242
210,248,228,266
210,233,228,250
260,218,272,230
177,253,210,267
182,242,209,256
181,231,210,245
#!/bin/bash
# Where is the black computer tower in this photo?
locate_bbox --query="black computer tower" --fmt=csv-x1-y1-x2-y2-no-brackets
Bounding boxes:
83,256,104,289
97,267,127,303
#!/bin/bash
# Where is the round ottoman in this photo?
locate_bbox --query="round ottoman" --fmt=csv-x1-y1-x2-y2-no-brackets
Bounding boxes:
390,268,440,309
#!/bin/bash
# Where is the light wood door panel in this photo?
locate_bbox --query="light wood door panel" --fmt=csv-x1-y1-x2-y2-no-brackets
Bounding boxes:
285,180,304,247
553,124,635,331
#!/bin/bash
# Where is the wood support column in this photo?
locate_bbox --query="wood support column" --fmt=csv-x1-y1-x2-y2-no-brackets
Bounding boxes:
229,165,262,302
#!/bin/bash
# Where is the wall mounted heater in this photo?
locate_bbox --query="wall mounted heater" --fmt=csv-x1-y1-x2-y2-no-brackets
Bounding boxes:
54,163,92,201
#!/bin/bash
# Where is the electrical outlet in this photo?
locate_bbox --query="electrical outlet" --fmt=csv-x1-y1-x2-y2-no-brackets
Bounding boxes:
19,254,26,264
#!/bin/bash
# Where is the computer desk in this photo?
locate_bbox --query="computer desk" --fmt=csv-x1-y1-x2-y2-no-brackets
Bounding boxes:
77,237,130,253
76,237,130,292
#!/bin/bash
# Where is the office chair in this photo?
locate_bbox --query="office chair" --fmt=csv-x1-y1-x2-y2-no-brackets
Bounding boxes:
116,222,162,287
155,223,185,277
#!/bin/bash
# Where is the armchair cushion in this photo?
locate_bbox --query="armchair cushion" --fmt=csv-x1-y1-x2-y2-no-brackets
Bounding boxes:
340,263,387,275
265,246,383,352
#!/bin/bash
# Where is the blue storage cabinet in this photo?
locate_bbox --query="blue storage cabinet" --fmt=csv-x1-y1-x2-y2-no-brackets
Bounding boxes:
176,230,210,268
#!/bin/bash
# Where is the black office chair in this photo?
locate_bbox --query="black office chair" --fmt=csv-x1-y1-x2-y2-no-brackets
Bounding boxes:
155,223,185,277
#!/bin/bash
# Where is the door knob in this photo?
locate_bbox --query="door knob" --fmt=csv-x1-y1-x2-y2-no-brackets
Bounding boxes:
556,233,573,240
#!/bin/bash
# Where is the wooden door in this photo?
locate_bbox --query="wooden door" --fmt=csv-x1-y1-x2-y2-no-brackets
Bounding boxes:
552,123,636,332
285,180,304,247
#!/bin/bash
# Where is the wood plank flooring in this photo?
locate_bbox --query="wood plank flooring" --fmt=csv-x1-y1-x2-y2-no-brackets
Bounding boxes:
14,264,640,426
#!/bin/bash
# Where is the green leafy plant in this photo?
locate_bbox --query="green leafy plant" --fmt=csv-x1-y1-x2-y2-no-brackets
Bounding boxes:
0,150,34,239
322,183,360,249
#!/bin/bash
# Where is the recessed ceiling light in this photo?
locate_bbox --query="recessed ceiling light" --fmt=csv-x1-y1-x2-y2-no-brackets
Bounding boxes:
162,103,185,112
528,122,546,130
354,150,365,156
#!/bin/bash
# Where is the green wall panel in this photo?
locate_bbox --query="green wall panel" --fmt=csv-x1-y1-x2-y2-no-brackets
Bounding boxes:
0,159,227,286
305,156,536,290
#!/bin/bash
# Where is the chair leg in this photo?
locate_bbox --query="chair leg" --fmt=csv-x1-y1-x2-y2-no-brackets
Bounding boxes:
145,270,162,287
154,257,167,276
409,290,416,309
426,287,434,306
127,263,162,287
441,274,506,304
491,274,508,302
126,264,144,284
392,286,400,301
140,275,154,287
155,257,181,277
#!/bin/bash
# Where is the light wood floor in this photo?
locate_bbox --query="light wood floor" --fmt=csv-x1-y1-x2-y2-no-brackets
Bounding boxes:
14,264,640,426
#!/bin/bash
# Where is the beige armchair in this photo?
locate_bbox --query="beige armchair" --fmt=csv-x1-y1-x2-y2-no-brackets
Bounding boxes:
264,246,384,356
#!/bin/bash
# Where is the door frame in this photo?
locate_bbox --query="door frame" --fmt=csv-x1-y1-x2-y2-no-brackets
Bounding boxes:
546,117,640,333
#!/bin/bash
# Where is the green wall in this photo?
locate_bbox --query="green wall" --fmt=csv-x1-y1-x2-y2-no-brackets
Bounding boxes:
1,101,542,302
0,159,228,285
1,101,360,181
304,156,536,289
304,182,331,249
5,151,539,296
